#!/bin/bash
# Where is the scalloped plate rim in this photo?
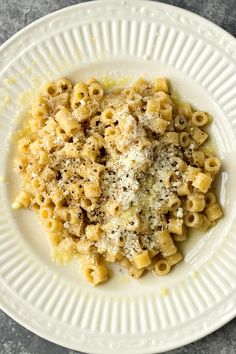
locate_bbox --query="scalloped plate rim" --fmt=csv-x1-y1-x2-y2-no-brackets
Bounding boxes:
1,0,236,57
0,1,236,353
1,287,236,354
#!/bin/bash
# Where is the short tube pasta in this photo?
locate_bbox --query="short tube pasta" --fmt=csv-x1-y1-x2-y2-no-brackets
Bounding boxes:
83,263,108,285
101,108,115,125
146,99,161,114
179,132,190,147
167,251,183,266
192,150,205,167
73,82,89,101
205,192,216,207
172,157,187,172
184,212,203,228
192,111,208,126
56,78,72,93
162,132,179,145
204,157,221,174
44,218,62,233
199,215,211,230
55,108,80,136
133,78,149,95
168,218,183,235
12,191,32,209
153,118,169,135
88,81,104,99
44,81,58,97
192,172,212,193
191,126,208,145
133,251,151,269
156,230,177,257
186,194,205,212
185,166,201,182
167,195,181,211
154,259,171,276
160,104,173,121
154,77,169,93
178,102,192,119
177,182,192,196
39,207,53,219
205,203,223,222
174,115,187,131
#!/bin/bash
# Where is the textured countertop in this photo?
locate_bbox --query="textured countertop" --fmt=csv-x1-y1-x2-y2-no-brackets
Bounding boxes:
0,0,236,353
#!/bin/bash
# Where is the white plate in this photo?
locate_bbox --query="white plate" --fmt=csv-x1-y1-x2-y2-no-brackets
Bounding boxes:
0,1,236,353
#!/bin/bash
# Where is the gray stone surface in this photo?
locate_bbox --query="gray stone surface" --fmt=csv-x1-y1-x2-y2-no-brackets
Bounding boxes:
0,0,235,353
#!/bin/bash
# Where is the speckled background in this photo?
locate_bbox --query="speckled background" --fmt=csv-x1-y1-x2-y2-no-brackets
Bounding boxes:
0,0,236,353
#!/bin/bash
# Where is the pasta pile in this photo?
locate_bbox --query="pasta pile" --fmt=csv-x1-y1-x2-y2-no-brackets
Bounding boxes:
13,77,223,285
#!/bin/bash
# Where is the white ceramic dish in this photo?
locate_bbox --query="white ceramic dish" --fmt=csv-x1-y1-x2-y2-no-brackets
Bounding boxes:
0,1,236,353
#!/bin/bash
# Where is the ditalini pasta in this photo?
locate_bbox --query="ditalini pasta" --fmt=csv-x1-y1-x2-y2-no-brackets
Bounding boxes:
13,77,223,285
